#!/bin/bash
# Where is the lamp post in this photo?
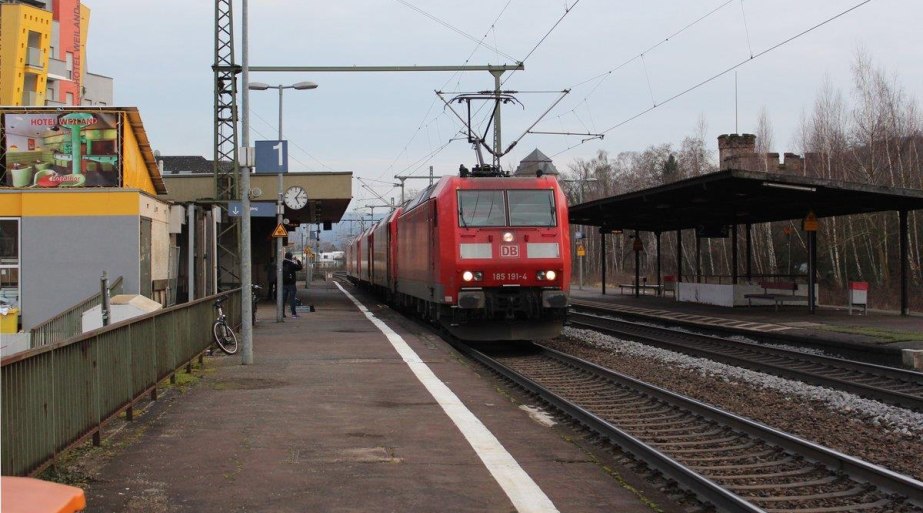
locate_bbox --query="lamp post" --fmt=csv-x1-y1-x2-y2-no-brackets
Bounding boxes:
248,81,317,322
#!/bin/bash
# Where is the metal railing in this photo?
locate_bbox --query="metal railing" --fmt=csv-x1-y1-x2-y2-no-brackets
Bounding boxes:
2,290,241,476
30,276,124,347
26,47,42,68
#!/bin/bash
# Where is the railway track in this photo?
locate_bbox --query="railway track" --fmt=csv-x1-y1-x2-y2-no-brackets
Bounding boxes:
569,303,923,412
460,343,923,513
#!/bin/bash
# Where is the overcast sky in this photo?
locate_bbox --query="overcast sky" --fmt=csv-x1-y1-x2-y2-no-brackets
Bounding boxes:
84,0,922,211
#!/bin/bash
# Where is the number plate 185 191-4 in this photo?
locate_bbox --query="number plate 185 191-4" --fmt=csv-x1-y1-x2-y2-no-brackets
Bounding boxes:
492,272,528,281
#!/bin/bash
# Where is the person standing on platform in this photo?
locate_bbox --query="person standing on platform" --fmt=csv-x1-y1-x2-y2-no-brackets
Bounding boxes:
265,259,276,300
282,252,303,318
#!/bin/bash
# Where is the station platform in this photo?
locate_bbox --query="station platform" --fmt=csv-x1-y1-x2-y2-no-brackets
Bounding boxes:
78,280,681,513
570,285,923,366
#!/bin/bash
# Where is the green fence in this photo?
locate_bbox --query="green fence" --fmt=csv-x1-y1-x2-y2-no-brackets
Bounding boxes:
30,276,125,348
1,289,241,476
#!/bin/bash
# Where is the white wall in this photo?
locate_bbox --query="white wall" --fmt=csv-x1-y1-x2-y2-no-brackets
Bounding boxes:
139,195,171,281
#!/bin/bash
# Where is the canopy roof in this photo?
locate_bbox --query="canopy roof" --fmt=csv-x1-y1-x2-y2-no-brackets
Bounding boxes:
569,169,923,232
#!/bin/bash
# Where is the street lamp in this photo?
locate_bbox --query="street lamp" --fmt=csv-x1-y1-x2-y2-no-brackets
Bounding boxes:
248,81,318,322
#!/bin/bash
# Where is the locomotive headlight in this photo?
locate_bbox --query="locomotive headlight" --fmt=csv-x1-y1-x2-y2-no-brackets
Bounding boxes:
462,271,483,282
502,232,514,242
537,270,557,281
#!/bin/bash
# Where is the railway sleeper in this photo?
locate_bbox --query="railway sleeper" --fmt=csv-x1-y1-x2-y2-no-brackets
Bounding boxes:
662,440,757,454
751,484,875,503
690,456,796,471
650,435,746,448
726,476,839,491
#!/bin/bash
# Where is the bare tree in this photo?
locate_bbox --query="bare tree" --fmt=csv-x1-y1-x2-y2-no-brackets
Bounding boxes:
565,54,920,308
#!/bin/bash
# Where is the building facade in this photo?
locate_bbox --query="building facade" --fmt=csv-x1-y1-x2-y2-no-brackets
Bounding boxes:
0,0,112,107
1,107,169,340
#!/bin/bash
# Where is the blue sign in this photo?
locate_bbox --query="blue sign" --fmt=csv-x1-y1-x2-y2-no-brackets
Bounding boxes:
255,140,288,174
228,201,276,217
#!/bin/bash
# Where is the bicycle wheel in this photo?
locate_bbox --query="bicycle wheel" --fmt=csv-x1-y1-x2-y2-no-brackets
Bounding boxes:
212,320,239,355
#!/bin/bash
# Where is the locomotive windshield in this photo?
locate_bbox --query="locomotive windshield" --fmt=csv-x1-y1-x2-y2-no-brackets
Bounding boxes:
457,189,557,227
508,190,556,227
458,190,506,227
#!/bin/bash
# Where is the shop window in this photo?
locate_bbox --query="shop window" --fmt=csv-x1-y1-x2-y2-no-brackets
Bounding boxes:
0,219,20,309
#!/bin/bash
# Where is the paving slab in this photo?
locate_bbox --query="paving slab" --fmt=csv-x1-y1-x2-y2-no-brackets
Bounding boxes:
571,286,923,352
80,280,676,513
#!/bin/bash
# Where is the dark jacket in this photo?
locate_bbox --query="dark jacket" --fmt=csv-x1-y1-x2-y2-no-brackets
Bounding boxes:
282,258,303,285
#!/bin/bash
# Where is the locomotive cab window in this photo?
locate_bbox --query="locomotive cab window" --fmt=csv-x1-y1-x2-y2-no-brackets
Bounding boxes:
508,190,556,227
458,189,558,227
458,190,506,227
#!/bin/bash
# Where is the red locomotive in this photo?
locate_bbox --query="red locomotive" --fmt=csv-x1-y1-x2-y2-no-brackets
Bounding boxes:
347,167,571,341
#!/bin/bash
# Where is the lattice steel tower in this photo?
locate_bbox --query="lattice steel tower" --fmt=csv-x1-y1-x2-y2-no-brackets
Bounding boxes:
213,0,241,289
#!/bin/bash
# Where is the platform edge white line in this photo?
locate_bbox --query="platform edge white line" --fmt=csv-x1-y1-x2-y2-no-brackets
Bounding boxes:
335,282,559,513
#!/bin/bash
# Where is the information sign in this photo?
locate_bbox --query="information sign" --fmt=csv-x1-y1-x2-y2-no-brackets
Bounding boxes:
802,211,818,232
227,201,275,217
255,140,288,174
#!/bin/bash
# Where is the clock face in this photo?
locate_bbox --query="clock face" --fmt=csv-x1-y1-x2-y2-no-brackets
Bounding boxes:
284,186,308,210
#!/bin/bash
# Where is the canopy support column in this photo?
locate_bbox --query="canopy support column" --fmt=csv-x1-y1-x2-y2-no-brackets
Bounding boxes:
746,223,753,281
900,210,909,316
676,230,683,283
600,229,607,295
634,230,641,297
695,235,702,283
656,231,662,296
808,230,817,314
731,224,738,284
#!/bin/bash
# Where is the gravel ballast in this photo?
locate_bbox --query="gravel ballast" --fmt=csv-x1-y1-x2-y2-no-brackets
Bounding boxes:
544,327,923,481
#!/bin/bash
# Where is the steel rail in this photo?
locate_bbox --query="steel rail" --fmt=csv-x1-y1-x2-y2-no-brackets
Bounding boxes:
568,308,923,412
569,298,905,366
458,343,923,510
457,344,767,513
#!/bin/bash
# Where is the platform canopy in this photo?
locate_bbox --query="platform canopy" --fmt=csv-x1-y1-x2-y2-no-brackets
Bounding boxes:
569,169,923,232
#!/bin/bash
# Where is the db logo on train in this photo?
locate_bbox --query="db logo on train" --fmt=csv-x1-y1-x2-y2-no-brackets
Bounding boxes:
500,245,520,257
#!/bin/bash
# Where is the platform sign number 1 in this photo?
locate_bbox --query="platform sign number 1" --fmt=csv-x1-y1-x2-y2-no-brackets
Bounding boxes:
254,140,289,174
273,142,283,166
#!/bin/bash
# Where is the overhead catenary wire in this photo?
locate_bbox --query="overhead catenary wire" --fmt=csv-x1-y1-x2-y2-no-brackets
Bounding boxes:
382,0,581,176
550,0,875,158
249,108,334,171
394,0,519,63
380,0,515,184
378,0,582,191
510,0,580,77
640,53,656,107
739,0,755,59
470,1,583,143
552,0,735,124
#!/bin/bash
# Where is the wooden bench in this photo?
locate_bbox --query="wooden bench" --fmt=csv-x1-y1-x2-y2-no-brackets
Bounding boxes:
744,281,807,310
618,283,663,295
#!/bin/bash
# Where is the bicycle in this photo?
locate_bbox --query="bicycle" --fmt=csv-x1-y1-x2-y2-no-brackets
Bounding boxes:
212,295,239,355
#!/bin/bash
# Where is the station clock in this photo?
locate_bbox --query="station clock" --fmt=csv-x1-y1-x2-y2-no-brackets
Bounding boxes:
284,186,308,210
